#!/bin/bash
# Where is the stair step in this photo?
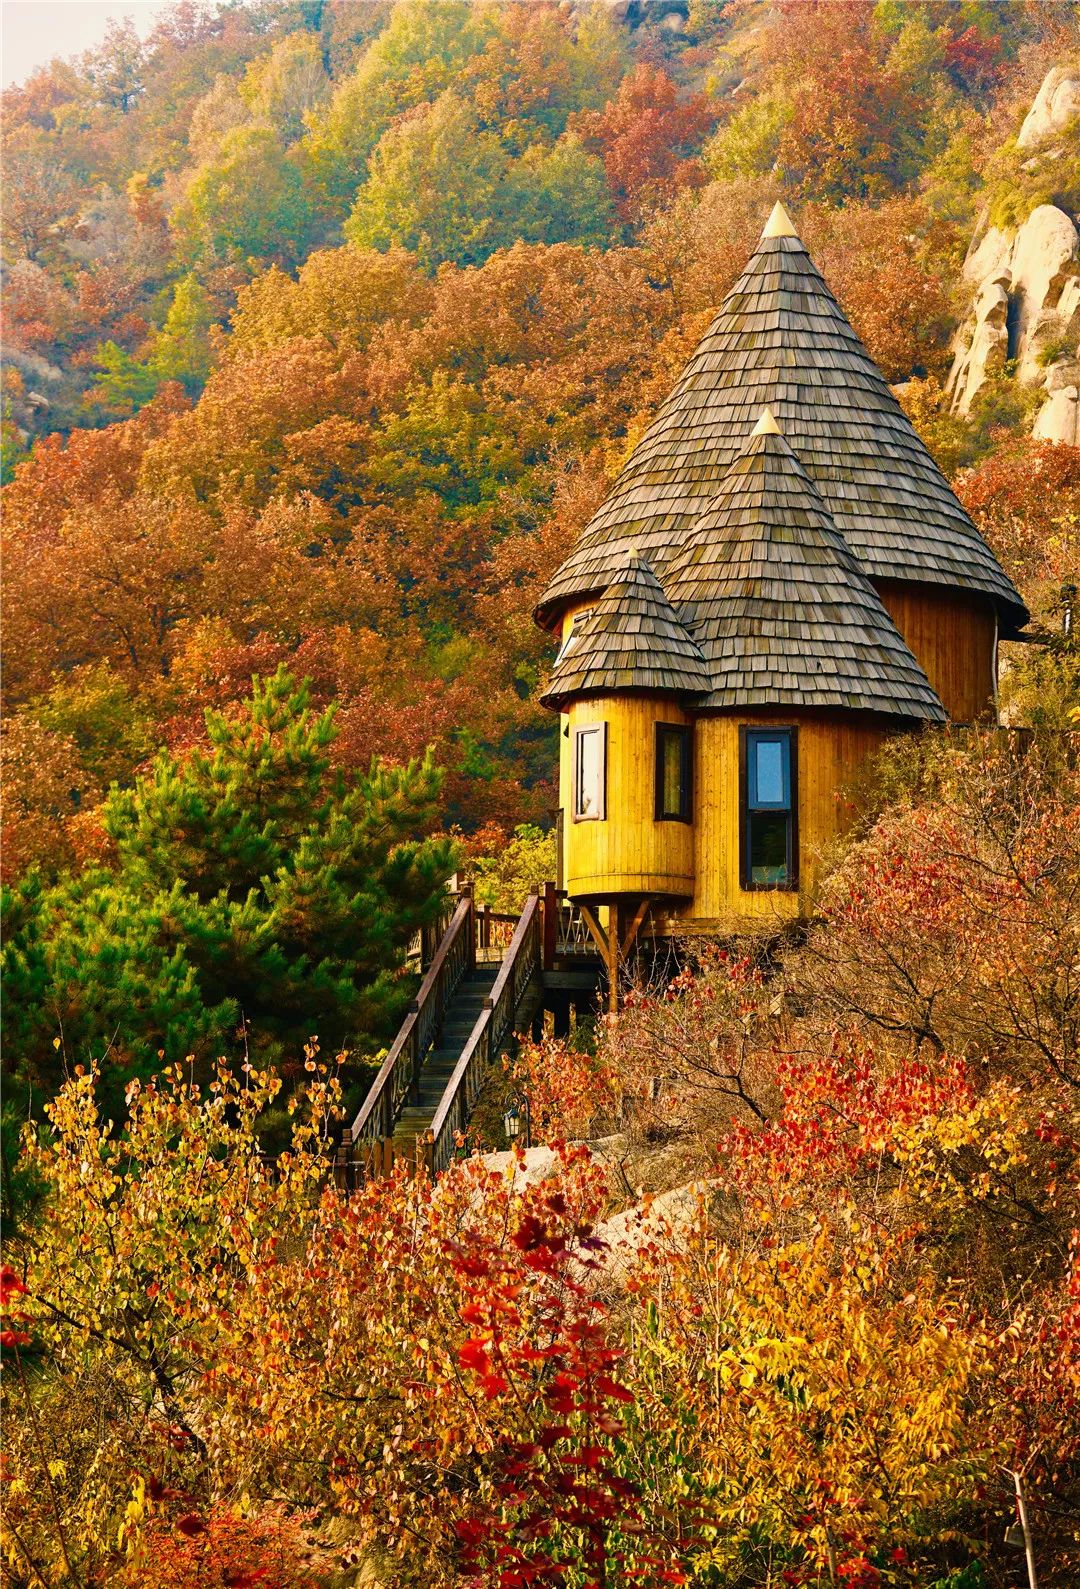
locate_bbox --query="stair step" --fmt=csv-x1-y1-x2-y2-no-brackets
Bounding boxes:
386,955,522,1149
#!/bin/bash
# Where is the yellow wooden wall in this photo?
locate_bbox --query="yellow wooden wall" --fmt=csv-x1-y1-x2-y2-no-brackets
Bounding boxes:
677,711,892,930
875,580,997,724
562,696,695,899
551,598,953,931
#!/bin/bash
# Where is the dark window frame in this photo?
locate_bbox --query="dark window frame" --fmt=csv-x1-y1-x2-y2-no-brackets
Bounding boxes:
739,726,799,891
572,721,607,823
654,722,692,823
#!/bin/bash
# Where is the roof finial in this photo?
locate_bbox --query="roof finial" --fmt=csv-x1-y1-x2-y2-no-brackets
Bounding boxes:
751,406,782,437
762,200,798,239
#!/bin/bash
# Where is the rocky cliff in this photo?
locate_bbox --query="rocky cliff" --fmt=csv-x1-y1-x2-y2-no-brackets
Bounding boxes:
946,65,1080,445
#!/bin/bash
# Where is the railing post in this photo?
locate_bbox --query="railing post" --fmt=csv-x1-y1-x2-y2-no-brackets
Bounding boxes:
335,1127,351,1191
543,880,557,969
464,885,476,972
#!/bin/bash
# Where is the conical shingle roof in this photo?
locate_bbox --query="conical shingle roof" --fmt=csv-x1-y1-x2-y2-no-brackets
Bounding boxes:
663,416,947,722
539,552,709,710
537,214,1028,636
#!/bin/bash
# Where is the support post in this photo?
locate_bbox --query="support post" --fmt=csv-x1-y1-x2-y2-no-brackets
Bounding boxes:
621,899,650,957
578,904,609,960
335,1128,351,1190
607,904,620,1015
463,884,476,972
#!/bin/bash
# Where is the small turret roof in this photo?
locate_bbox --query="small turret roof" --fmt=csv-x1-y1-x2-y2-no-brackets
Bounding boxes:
536,209,1027,636
539,552,709,710
664,421,947,722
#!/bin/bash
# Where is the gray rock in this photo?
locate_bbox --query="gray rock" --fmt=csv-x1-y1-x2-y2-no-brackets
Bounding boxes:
948,204,1080,418
1017,64,1080,152
1033,385,1079,445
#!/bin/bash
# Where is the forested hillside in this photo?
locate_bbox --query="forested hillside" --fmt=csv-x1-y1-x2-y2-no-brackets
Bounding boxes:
4,5,1080,1586
4,0,1077,877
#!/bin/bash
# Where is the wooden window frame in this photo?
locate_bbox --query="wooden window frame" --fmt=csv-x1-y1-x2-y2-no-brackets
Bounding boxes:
654,722,692,823
739,726,799,891
572,721,607,823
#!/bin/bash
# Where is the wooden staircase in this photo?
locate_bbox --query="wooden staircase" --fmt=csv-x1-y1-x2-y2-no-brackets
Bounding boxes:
341,885,601,1184
391,962,499,1158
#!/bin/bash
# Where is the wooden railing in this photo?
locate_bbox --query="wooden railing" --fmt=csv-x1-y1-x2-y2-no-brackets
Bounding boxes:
427,889,542,1176
405,898,457,971
338,880,602,1186
475,905,519,960
553,891,593,958
350,892,474,1156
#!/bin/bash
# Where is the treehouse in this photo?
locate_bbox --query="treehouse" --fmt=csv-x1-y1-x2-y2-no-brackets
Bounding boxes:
535,204,1028,980
346,203,1030,1181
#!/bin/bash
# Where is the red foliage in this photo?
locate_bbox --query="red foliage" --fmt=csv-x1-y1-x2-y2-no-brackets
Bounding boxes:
0,1265,32,1353
945,25,1005,97
117,1502,326,1589
570,64,717,222
955,439,1080,598
448,1171,656,1586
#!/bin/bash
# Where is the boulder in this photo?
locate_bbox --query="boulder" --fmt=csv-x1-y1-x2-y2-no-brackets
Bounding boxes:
960,220,1013,287
947,60,1080,427
1017,64,1080,152
588,1179,705,1279
1009,204,1080,383
948,304,1009,415
1033,385,1079,446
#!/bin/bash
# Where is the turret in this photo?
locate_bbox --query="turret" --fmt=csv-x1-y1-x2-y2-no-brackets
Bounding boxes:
540,552,708,901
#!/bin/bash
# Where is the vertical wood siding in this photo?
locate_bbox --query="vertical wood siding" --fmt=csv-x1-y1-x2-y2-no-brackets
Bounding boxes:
563,696,695,899
875,582,996,724
687,713,892,927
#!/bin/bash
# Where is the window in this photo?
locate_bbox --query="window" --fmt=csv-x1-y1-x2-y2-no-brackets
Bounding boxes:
556,608,593,664
740,728,797,889
655,724,692,822
573,722,606,821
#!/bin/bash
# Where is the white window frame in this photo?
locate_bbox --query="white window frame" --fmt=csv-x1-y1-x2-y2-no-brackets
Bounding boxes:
572,721,607,823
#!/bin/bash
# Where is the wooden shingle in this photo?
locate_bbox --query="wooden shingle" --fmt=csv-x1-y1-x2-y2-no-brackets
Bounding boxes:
663,414,947,722
539,553,710,710
536,215,1028,636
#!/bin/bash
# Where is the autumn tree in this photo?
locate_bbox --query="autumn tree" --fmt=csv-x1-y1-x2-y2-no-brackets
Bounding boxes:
797,728,1080,1090
705,0,929,204
955,438,1080,615
303,0,493,215
570,62,717,224
4,1061,652,1587
173,125,315,266
81,16,148,112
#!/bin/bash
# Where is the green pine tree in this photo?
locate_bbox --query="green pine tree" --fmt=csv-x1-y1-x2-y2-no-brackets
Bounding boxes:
1,668,458,1116
91,275,214,413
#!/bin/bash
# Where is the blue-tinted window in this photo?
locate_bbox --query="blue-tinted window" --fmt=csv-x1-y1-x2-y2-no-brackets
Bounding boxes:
751,737,788,807
743,730,796,889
